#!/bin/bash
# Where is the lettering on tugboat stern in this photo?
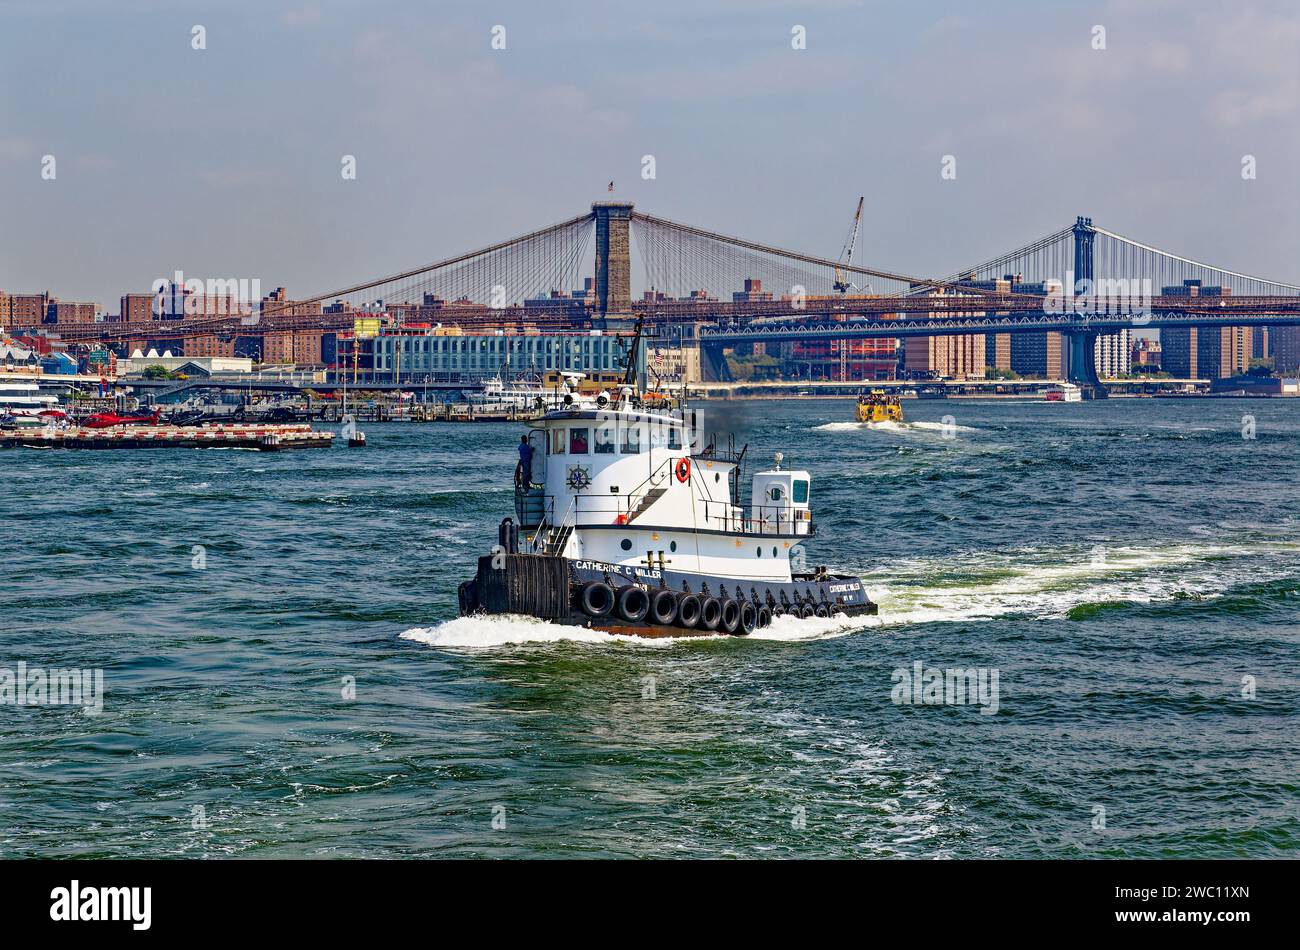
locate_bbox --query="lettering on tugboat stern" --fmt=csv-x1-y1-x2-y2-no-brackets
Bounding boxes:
573,559,661,579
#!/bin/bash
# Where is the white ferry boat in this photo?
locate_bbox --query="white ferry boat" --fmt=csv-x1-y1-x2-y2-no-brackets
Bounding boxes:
0,381,64,425
1044,382,1082,403
465,373,549,414
458,338,876,637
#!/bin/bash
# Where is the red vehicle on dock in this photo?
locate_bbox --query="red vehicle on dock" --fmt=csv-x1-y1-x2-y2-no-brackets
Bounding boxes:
80,408,162,429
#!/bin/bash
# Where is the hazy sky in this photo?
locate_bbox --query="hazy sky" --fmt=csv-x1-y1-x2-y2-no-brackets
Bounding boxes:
2,0,1297,309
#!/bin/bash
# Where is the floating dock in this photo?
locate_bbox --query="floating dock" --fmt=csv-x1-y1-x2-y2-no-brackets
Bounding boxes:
0,423,335,451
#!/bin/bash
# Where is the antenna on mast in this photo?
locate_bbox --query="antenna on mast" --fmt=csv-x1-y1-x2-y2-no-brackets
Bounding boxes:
621,314,646,390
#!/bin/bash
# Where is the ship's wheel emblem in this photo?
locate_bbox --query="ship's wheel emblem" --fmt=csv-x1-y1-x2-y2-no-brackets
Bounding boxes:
566,464,592,491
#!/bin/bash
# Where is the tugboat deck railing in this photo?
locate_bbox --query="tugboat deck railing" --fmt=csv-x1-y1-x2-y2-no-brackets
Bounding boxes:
518,490,813,539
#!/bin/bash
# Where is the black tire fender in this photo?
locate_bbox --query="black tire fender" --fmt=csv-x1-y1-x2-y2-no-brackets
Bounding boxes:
616,585,650,624
580,581,615,618
676,593,702,628
650,588,678,625
457,580,478,615
719,598,741,634
697,596,722,631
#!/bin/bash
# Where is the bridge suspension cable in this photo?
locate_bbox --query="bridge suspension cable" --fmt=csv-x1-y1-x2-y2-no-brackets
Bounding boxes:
261,211,595,318
631,210,1019,302
930,226,1076,293
1089,226,1300,296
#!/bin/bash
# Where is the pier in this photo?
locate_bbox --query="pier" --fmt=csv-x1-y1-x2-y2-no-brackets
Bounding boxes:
0,422,334,451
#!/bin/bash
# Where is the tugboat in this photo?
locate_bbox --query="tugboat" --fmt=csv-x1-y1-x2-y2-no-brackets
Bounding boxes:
457,329,877,637
855,389,903,424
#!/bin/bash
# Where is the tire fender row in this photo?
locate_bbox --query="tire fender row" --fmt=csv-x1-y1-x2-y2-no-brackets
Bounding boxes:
570,573,852,636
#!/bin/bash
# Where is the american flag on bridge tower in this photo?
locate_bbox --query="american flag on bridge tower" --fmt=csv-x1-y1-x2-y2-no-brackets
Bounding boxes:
607,181,614,192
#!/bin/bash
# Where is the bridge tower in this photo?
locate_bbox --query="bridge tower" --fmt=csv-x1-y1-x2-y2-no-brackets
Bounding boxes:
593,201,634,327
1065,216,1107,398
1072,215,1095,287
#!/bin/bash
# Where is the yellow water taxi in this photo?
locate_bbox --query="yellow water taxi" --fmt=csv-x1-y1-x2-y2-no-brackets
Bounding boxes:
855,389,903,424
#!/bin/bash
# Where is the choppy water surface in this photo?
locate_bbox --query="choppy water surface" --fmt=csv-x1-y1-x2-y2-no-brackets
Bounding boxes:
1,398,1296,858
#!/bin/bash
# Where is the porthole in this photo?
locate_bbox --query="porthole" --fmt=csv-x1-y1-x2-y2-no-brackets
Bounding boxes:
756,547,762,557
772,547,778,558
714,473,720,483
670,541,677,552
620,538,632,551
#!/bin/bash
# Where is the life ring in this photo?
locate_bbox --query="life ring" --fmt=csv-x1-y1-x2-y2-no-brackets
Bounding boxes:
675,457,691,483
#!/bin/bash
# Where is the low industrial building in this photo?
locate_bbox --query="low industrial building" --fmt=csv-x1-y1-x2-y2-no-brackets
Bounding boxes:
334,328,635,384
117,351,254,376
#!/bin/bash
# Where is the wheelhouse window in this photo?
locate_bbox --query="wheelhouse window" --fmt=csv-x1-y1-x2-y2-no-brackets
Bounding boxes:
550,428,566,455
793,479,809,503
569,428,589,454
621,425,641,454
668,428,682,450
594,425,616,454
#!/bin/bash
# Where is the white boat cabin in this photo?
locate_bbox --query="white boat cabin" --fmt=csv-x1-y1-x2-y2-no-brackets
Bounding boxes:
516,391,812,582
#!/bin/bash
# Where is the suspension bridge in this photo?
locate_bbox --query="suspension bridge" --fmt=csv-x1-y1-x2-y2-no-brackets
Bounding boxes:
52,202,1300,393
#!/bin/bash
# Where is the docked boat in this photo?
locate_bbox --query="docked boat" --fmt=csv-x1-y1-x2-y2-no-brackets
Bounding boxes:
466,373,549,414
457,345,877,637
0,381,62,423
855,389,903,423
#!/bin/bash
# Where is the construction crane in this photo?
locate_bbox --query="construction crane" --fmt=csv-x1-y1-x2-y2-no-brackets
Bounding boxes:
833,196,865,294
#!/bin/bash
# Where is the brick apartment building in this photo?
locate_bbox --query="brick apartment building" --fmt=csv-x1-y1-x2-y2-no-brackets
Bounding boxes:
1158,280,1249,379
0,290,98,327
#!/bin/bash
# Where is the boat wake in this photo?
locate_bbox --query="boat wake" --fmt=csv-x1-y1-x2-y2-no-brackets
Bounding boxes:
748,611,879,641
865,539,1300,626
908,420,978,433
401,614,629,649
813,420,977,434
400,609,879,650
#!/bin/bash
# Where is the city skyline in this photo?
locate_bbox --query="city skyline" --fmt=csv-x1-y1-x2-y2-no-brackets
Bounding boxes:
2,0,1298,307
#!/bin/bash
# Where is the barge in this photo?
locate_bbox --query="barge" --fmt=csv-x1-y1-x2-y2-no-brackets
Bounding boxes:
0,422,335,451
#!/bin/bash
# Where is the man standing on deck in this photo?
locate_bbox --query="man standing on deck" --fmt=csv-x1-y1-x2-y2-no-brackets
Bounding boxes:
515,435,534,488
